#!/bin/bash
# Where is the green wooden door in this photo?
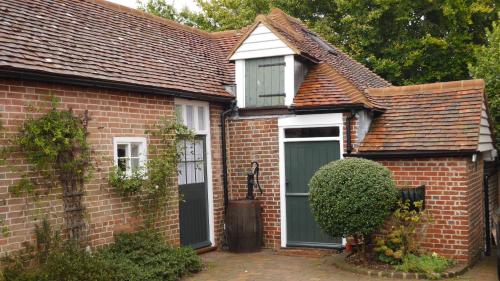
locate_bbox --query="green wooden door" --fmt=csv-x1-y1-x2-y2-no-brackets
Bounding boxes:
285,141,342,247
179,137,210,249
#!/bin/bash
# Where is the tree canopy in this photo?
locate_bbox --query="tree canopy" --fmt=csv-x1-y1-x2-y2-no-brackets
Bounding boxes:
140,0,497,86
470,14,500,144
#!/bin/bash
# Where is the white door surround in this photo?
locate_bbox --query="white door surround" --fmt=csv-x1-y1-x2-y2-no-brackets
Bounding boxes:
278,113,344,248
175,98,215,247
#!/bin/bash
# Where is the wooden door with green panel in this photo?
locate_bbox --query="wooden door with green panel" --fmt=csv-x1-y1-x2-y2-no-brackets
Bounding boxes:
178,136,210,249
285,141,342,247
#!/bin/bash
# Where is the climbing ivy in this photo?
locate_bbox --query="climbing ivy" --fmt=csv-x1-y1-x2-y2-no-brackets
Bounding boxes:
9,97,92,240
108,117,193,228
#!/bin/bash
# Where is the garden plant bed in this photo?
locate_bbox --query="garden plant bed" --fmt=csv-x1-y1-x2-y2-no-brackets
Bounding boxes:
330,253,469,280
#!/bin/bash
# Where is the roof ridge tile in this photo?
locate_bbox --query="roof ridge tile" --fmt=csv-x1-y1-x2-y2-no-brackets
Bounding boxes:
367,79,485,96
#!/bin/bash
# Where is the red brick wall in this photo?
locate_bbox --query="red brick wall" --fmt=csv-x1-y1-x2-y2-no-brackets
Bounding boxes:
209,103,225,246
466,155,484,263
226,117,281,249
0,78,224,254
224,112,485,264
376,157,484,263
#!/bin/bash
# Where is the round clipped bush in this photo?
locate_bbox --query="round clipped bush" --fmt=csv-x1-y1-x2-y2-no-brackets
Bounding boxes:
309,158,398,238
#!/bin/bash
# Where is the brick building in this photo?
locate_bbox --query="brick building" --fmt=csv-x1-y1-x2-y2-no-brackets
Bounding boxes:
0,0,496,264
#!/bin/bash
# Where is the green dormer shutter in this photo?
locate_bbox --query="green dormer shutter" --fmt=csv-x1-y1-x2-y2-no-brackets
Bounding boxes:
245,56,285,107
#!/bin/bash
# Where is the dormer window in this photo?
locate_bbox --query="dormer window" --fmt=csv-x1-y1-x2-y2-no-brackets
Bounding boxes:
245,56,285,107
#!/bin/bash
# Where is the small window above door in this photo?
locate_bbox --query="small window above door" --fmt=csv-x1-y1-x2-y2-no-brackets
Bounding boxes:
175,99,209,135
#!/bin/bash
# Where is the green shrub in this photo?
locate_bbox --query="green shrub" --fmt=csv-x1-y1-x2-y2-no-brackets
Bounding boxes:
3,242,117,281
98,231,203,281
309,158,398,238
2,230,202,281
396,253,454,279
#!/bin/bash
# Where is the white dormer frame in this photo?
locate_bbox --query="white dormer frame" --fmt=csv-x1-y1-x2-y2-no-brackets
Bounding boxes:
229,23,296,61
232,24,298,108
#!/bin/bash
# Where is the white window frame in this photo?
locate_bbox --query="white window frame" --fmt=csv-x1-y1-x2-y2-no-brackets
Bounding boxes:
113,137,147,176
278,113,346,248
175,99,209,135
174,98,215,247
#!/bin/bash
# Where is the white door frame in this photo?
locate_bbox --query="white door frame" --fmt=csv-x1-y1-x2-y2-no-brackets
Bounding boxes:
278,113,344,248
174,98,215,247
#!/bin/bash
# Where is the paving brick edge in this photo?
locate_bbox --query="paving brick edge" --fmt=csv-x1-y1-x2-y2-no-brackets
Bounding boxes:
329,254,469,280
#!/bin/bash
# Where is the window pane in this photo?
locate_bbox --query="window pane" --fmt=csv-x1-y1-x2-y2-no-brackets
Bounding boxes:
194,139,204,161
118,158,128,172
185,141,195,161
185,105,194,130
186,162,196,184
197,106,206,131
195,161,204,183
178,164,186,185
175,104,183,123
131,143,140,157
177,141,186,161
284,127,340,138
117,144,127,157
131,158,140,171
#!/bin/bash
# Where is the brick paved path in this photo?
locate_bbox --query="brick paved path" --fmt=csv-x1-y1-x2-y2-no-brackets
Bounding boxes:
185,250,496,281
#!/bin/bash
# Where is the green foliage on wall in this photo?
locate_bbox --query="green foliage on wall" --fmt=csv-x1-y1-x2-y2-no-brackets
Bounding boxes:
7,97,92,240
108,118,193,228
18,105,90,184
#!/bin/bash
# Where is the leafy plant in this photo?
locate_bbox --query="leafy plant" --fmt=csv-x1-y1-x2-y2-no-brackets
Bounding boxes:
396,253,454,279
9,97,92,239
108,118,193,228
470,13,500,145
309,158,398,254
107,166,145,196
98,231,202,281
374,200,430,264
2,227,202,281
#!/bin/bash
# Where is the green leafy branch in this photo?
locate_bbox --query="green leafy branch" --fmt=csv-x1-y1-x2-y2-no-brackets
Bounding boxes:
108,118,194,228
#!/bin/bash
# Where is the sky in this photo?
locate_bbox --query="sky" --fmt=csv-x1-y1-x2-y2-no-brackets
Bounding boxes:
106,0,200,12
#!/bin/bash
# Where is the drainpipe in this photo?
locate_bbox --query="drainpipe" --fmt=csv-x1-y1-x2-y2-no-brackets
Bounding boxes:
346,110,356,155
221,101,237,213
483,164,491,256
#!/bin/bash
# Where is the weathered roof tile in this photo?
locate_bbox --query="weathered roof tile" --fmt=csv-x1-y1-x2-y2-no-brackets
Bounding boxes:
358,80,486,153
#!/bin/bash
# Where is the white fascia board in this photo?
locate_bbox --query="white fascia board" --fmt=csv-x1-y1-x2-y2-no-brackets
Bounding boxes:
284,55,295,107
235,60,245,108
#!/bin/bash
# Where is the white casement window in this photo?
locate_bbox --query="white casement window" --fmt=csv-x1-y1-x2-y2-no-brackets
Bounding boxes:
113,137,147,175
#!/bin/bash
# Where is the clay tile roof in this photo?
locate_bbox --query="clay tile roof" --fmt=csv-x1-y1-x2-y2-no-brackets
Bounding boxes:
358,80,486,153
294,63,381,109
0,0,235,98
0,2,389,105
